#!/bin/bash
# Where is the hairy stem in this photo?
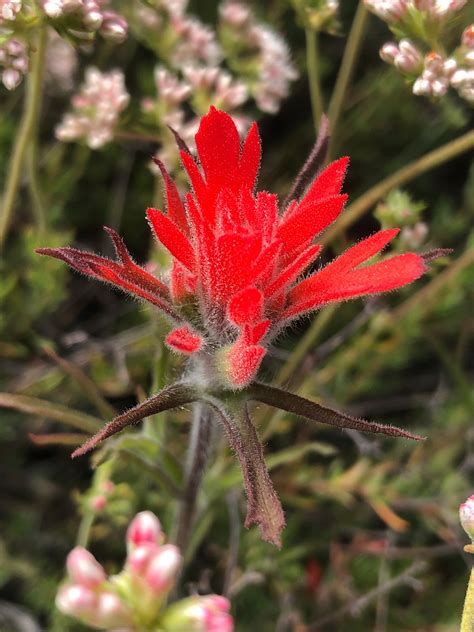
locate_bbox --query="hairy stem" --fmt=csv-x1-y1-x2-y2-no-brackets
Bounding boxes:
321,130,474,245
0,25,47,249
306,29,324,129
174,403,212,554
328,2,368,156
461,565,474,632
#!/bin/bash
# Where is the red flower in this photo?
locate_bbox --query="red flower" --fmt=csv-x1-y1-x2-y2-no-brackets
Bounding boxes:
36,108,435,546
38,107,425,389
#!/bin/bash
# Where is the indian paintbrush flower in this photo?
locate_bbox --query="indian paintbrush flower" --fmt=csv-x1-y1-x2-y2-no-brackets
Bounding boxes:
38,107,431,546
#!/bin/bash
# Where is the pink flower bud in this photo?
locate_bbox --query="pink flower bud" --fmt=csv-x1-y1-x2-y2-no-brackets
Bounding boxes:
380,42,399,64
2,67,21,90
55,584,97,620
126,543,159,575
91,495,107,511
127,511,162,548
95,591,133,628
66,547,106,588
462,25,474,49
460,495,474,541
100,11,128,43
161,594,234,631
145,544,182,593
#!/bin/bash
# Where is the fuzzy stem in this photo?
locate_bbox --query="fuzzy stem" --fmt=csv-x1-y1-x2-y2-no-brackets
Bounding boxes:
0,25,47,249
321,130,474,245
327,2,368,156
173,403,212,554
461,565,474,632
306,29,324,130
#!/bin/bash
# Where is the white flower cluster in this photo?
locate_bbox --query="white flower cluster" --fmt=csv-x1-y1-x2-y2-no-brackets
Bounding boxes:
364,0,467,21
41,0,128,43
380,25,474,104
0,37,27,89
219,1,298,113
0,0,21,22
55,67,129,148
369,0,472,105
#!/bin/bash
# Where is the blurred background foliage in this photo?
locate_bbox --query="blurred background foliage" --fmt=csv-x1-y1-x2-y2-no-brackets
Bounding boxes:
0,1,473,630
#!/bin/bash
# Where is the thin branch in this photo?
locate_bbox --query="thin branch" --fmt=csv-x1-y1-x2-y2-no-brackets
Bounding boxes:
327,2,369,155
174,403,212,553
308,560,426,630
0,25,48,249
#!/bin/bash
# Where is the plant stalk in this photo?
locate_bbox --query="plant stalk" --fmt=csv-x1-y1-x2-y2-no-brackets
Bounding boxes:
461,565,474,632
321,129,474,245
0,25,47,249
174,403,212,554
327,2,368,156
306,29,324,130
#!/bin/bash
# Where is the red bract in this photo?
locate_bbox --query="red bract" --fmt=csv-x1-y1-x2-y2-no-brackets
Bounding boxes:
37,107,425,389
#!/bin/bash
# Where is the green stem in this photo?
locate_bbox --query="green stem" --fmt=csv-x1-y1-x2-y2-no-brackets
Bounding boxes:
0,25,47,249
321,130,474,246
327,2,368,156
461,566,474,632
306,29,324,129
173,403,211,555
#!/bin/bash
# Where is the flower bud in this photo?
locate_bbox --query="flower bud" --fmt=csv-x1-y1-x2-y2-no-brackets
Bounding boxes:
127,511,162,548
42,0,63,18
460,495,474,541
100,11,128,43
55,584,97,621
145,544,182,593
462,25,474,50
161,594,234,631
95,591,133,628
126,543,159,575
66,547,106,588
379,42,399,65
2,67,21,90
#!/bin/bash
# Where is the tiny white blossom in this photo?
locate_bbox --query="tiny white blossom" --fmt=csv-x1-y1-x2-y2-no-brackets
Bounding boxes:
56,67,129,149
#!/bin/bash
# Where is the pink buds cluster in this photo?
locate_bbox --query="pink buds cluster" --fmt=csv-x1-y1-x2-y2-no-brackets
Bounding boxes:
219,1,298,113
369,0,473,105
56,510,234,630
41,0,128,43
56,547,134,629
0,37,27,90
0,0,21,22
365,0,467,21
55,67,129,149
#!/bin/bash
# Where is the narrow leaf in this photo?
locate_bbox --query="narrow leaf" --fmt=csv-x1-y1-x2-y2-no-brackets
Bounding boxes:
72,383,199,458
248,383,425,441
206,397,285,547
0,392,101,433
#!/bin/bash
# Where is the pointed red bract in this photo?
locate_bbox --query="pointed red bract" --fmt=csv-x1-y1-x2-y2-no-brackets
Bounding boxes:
165,326,203,354
38,107,427,388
